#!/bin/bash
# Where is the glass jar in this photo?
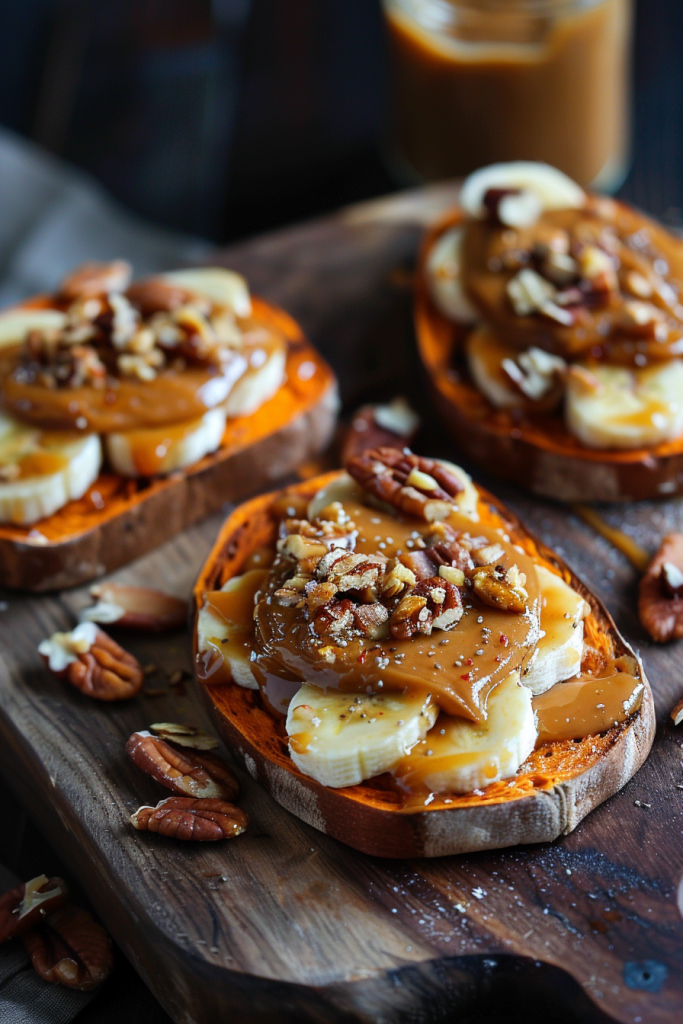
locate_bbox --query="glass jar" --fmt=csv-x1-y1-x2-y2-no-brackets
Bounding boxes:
382,0,632,191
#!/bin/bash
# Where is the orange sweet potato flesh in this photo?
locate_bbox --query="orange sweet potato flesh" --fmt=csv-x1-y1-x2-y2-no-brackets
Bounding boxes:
194,471,635,817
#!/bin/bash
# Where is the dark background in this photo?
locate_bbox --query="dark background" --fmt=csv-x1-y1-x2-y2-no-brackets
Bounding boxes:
1,1,681,1020
2,0,681,245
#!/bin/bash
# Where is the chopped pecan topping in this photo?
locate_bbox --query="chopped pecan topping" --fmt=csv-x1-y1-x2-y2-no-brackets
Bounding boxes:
316,550,386,592
639,533,683,642
18,332,107,390
126,277,194,316
126,730,239,801
149,723,218,750
501,347,566,404
130,796,247,841
347,447,463,522
351,601,390,638
81,583,188,632
471,563,528,613
59,260,132,301
380,559,416,598
390,576,462,639
39,624,144,700
0,875,67,943
23,906,112,991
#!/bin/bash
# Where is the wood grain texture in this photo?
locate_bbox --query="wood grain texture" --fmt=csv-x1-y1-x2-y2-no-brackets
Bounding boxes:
0,181,682,1023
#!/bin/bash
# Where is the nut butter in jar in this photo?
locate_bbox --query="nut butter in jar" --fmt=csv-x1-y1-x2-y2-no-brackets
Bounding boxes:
383,0,632,190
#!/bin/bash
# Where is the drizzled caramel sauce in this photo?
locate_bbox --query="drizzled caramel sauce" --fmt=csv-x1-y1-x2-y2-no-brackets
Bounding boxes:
533,661,643,744
252,498,541,721
196,569,268,686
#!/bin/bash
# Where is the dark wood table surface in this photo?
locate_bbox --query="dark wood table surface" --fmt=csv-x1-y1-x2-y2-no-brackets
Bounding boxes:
6,13,683,1014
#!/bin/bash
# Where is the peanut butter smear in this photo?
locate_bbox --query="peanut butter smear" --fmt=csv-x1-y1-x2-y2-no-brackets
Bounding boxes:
533,658,643,745
251,494,541,721
0,325,283,433
462,198,683,362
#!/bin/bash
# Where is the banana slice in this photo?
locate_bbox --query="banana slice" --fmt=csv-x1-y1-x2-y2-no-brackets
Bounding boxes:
197,569,268,689
521,565,589,696
460,161,585,221
0,416,102,525
161,267,252,318
286,684,438,789
0,308,66,350
221,335,286,418
393,672,536,795
426,226,479,324
307,464,480,523
466,326,525,409
566,360,683,449
105,406,227,477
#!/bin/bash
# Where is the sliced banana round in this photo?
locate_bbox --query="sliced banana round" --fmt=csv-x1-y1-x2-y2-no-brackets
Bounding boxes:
286,683,438,789
308,464,479,523
521,565,589,696
196,569,269,689
0,308,67,351
0,416,102,525
466,326,526,410
161,267,252,318
426,226,479,324
460,161,586,221
105,406,227,477
565,360,683,449
222,335,286,418
393,672,536,795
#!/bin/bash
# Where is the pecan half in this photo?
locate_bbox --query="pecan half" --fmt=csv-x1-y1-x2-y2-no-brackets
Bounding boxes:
126,731,239,801
130,797,247,841
59,260,132,301
639,533,683,642
149,722,218,750
23,906,112,991
0,875,66,943
346,447,463,522
471,564,528,613
125,277,194,316
340,398,419,463
671,696,683,726
39,624,144,700
390,576,462,638
81,583,188,632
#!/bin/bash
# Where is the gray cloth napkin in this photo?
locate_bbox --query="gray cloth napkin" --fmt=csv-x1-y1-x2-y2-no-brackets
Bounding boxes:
0,127,213,306
0,865,95,1024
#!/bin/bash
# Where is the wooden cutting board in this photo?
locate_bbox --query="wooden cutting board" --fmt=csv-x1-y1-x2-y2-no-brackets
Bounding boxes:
1,181,683,1024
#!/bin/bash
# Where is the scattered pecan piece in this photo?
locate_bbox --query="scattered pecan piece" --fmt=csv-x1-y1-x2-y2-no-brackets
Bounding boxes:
0,875,66,943
149,722,218,750
125,277,193,316
130,797,247,841
312,597,356,636
352,602,390,638
59,260,132,301
81,583,188,632
639,533,683,643
471,564,528,613
23,906,112,991
340,398,419,463
126,730,239,801
346,447,463,522
390,576,462,638
671,696,683,726
316,550,386,591
39,623,144,700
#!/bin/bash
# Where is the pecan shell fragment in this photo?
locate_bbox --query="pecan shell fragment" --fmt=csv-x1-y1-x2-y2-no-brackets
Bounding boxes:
126,730,239,801
347,447,463,522
0,875,67,943
639,533,683,643
82,583,188,632
130,797,247,841
23,906,112,991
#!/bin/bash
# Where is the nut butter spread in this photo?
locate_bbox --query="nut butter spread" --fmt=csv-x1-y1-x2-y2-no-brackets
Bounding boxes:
197,451,644,799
